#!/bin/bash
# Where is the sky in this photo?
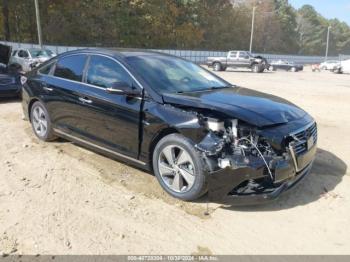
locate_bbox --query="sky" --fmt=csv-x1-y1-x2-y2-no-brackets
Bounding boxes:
289,0,350,25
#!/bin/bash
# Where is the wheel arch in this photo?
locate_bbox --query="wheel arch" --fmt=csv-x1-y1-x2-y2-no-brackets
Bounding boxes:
148,127,179,171
27,98,40,122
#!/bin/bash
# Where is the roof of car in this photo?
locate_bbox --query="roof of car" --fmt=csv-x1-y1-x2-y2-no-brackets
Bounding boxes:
59,48,171,59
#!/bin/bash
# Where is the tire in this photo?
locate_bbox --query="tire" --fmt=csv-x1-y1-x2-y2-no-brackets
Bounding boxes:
252,64,260,73
30,101,56,141
213,62,222,71
291,67,297,72
335,68,343,74
268,65,275,71
152,133,207,201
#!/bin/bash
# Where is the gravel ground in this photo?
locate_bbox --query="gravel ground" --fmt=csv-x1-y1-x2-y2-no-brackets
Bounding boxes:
0,67,349,255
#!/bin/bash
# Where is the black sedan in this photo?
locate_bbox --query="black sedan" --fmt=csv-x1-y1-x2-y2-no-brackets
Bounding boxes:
269,60,304,72
21,49,317,204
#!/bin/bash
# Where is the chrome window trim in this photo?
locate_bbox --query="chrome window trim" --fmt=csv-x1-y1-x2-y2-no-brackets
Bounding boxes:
38,60,56,75
53,128,146,166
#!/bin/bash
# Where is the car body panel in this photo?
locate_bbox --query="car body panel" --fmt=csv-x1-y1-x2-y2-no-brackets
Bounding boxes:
9,48,56,72
320,60,340,70
22,49,317,204
0,73,21,97
270,60,303,71
0,44,21,98
162,87,307,127
338,59,350,73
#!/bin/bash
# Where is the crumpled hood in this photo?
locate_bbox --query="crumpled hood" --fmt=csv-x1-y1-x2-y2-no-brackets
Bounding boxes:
162,86,307,127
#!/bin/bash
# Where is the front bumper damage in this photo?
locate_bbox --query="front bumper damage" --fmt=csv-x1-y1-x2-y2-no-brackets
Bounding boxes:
206,139,317,206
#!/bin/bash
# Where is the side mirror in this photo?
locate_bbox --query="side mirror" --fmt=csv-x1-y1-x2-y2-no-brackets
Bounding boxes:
106,82,141,96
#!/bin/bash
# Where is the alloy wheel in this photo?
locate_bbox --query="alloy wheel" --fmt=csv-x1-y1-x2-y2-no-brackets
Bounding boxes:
158,145,196,193
32,105,48,137
214,63,221,71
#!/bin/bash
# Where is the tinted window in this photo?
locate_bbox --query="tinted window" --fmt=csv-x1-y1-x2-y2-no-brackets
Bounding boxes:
39,62,55,75
18,50,29,58
54,55,87,82
239,52,247,58
229,52,237,58
86,55,132,88
126,55,227,93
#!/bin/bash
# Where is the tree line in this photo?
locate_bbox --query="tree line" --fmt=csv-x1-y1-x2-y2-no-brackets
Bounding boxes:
1,0,350,56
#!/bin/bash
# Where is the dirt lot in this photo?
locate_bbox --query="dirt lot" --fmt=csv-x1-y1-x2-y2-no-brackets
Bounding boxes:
0,68,349,255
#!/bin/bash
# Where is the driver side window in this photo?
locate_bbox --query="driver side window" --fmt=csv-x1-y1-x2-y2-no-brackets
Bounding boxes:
239,52,247,58
86,55,132,88
18,50,29,58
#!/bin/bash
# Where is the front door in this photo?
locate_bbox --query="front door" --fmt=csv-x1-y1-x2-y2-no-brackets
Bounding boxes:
237,51,251,67
77,55,142,158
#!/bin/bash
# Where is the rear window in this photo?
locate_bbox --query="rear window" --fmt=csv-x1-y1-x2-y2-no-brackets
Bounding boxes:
54,55,87,82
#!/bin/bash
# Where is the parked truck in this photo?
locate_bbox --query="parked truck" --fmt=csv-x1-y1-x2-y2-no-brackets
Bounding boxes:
207,50,269,73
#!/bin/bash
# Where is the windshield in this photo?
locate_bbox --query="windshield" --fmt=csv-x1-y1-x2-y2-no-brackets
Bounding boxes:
126,55,229,93
29,49,54,58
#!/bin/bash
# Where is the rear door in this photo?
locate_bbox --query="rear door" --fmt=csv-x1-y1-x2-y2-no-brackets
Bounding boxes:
43,54,89,135
226,51,238,67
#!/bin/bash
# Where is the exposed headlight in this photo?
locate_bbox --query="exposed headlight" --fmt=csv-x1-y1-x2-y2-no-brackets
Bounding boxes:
205,117,225,132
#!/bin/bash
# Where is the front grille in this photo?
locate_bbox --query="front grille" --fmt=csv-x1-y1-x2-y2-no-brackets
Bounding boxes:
0,77,14,85
291,122,317,155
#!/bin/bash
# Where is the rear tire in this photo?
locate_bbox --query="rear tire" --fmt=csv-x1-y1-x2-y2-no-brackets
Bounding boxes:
152,134,207,201
213,62,222,72
291,67,297,72
30,101,57,141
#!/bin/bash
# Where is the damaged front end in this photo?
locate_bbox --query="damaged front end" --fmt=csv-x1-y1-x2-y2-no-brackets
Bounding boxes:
195,116,317,205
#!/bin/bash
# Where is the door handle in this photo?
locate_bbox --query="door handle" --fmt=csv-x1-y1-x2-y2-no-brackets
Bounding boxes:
42,84,53,92
79,97,93,104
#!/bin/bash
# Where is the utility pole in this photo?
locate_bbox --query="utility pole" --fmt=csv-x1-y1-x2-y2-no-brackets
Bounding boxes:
34,0,43,48
325,26,331,61
2,0,11,41
249,6,256,53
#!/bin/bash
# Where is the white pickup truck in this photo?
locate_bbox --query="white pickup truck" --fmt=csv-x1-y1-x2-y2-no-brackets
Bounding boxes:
207,50,269,73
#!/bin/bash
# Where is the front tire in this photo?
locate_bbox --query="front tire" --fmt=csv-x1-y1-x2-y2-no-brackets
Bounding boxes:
252,64,260,73
152,134,207,201
291,67,297,72
30,101,56,141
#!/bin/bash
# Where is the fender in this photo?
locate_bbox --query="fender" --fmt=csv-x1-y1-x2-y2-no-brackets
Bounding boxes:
139,100,207,163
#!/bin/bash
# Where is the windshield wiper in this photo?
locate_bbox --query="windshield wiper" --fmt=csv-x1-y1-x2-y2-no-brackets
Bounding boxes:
174,85,233,94
208,85,232,90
